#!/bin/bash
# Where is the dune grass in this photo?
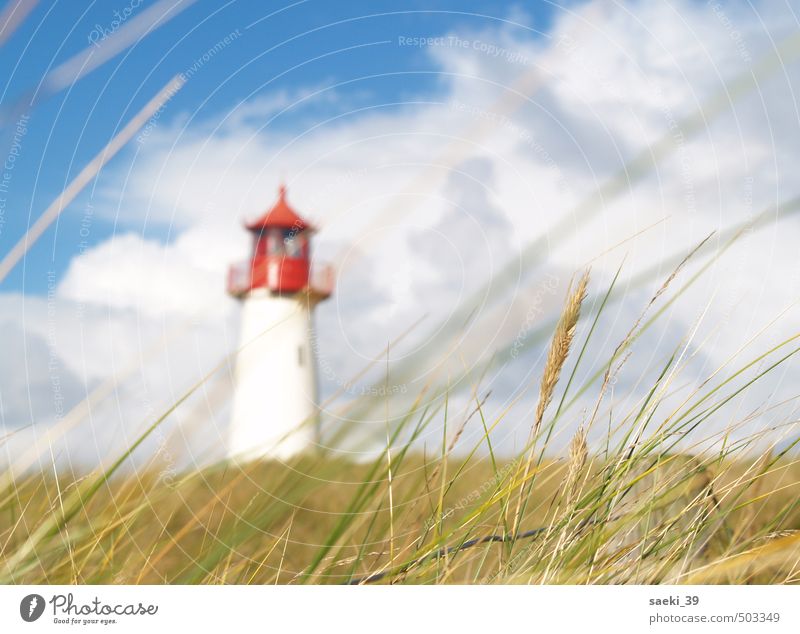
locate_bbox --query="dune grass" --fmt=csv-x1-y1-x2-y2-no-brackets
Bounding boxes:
2,244,800,586
1,446,799,584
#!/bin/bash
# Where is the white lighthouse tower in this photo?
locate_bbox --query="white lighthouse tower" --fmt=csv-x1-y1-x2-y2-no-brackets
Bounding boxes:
227,185,333,461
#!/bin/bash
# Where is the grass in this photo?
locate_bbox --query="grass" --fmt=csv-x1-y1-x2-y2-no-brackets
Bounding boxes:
2,242,800,585
1,452,798,584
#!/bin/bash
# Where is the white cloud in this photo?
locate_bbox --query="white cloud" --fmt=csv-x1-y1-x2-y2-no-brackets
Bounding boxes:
58,231,238,319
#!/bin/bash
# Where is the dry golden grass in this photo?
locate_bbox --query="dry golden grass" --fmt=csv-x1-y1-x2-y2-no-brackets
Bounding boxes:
2,258,799,585
0,451,797,585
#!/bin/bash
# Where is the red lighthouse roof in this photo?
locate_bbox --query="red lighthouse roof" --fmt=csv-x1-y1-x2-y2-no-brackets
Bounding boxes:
245,185,312,232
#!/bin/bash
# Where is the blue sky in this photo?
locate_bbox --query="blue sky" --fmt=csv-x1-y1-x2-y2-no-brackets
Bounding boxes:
3,0,800,465
0,0,557,294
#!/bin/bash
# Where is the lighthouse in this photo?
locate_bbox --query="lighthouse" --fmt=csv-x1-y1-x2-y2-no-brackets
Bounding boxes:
227,186,333,460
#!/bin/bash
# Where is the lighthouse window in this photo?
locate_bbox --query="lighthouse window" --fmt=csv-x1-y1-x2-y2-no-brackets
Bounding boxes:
297,345,305,367
284,236,301,258
266,229,284,255
284,230,306,258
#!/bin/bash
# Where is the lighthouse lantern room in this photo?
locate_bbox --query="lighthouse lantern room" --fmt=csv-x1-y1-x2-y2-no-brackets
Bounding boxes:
227,186,332,460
